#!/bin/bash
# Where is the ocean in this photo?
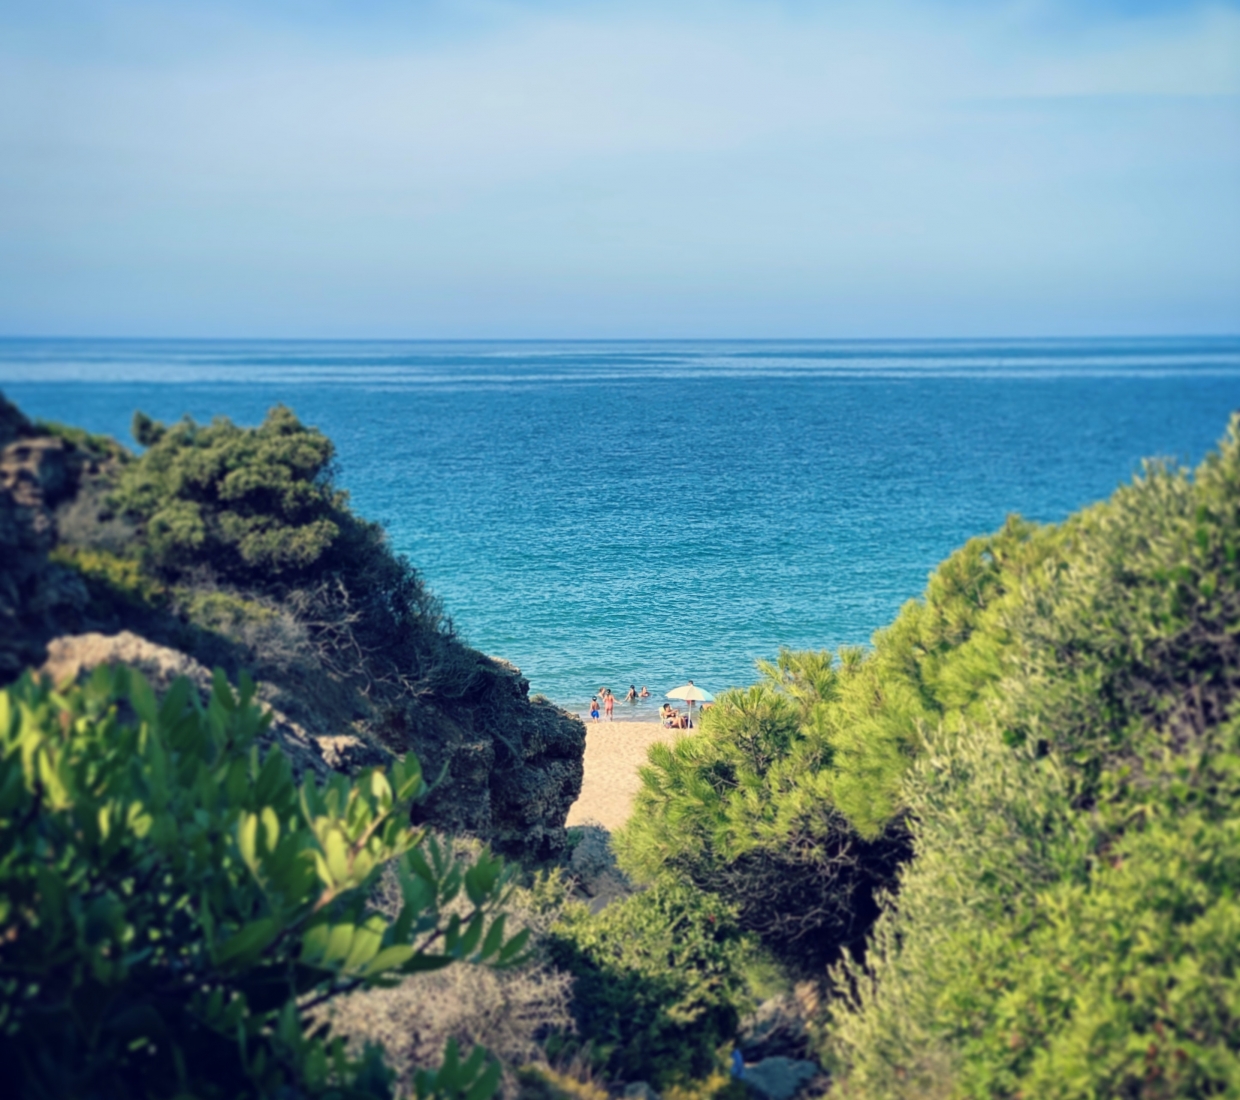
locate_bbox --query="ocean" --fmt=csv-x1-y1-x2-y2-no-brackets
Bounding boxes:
2,336,1237,717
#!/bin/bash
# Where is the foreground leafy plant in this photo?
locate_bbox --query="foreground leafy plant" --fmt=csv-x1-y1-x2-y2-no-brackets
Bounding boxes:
0,664,528,1099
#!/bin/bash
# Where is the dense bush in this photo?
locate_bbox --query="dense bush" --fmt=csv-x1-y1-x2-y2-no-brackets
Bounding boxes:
0,664,529,1098
546,879,757,1088
614,657,909,972
115,406,344,581
826,417,1240,1097
612,517,1055,972
618,417,1240,1094
106,405,484,701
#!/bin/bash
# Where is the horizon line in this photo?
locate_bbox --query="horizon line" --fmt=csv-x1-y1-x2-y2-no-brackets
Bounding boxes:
2,332,1239,345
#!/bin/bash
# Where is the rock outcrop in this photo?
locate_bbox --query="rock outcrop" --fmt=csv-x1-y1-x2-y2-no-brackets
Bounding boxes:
39,631,363,782
0,392,585,863
0,400,87,680
389,657,585,859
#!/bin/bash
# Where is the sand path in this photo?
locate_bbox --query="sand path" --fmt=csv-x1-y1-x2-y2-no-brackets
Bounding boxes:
565,720,684,832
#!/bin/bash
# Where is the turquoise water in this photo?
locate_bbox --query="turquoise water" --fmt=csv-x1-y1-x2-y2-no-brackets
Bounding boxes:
3,337,1238,716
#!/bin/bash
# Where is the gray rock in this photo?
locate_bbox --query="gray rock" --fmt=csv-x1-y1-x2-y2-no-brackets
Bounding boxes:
742,1057,821,1100
40,631,340,782
739,994,810,1060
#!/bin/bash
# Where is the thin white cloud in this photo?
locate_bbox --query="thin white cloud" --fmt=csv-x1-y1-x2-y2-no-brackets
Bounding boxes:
0,0,1236,335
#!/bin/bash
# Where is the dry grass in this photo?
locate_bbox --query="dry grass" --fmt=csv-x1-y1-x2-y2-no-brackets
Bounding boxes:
323,961,575,1093
318,854,578,1094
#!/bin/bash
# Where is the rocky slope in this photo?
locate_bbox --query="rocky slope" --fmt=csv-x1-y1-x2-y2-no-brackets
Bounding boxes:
0,394,585,861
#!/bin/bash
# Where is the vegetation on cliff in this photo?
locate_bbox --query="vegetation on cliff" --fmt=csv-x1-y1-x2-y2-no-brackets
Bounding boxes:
548,880,759,1088
0,395,585,862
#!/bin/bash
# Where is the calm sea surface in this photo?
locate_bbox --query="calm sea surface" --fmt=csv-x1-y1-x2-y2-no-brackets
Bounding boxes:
3,337,1237,716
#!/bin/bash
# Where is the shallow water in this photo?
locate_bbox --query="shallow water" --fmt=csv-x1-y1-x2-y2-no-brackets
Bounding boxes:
3,336,1237,711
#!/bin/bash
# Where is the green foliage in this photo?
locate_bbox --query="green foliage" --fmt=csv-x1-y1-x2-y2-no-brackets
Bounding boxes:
50,545,170,613
514,1063,610,1100
546,880,757,1088
0,665,528,1099
662,1071,750,1100
614,520,1056,972
108,404,467,700
113,405,344,580
614,661,906,971
826,415,1240,1098
36,419,131,465
177,586,279,633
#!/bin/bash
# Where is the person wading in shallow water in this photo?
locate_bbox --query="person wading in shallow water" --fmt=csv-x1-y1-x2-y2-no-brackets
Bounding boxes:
624,684,637,703
589,697,600,722
604,691,615,721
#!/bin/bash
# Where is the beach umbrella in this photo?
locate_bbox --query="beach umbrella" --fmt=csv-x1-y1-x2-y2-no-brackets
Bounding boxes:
665,682,714,726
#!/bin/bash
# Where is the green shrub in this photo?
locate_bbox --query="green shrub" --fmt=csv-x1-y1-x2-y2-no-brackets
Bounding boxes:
546,880,757,1088
177,586,278,631
36,419,131,466
109,405,471,701
113,406,344,580
614,655,909,973
826,416,1240,1098
0,664,529,1098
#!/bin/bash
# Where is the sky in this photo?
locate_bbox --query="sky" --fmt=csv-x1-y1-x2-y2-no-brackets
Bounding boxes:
0,0,1237,339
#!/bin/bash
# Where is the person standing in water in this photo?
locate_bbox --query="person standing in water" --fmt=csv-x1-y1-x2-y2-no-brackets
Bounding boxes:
624,685,637,703
589,697,600,722
604,691,615,721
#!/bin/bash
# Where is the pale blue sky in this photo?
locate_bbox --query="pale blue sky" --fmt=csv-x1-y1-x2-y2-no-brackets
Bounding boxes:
1,0,1237,338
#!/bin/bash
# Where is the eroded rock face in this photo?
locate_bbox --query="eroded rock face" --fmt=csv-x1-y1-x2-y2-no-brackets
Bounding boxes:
40,631,355,782
396,656,586,861
0,400,88,680
0,393,586,864
38,631,586,861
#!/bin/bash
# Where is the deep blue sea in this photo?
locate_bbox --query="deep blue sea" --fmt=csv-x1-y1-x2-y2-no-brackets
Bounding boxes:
2,337,1237,717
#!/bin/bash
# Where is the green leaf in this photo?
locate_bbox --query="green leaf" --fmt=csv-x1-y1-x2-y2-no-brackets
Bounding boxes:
479,914,506,961
216,918,278,967
261,806,280,853
362,944,416,977
343,917,385,972
128,670,158,726
496,927,531,964
323,921,355,965
238,812,259,868
324,829,349,885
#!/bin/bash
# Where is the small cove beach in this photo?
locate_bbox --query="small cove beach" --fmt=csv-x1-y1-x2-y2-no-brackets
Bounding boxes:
565,720,686,831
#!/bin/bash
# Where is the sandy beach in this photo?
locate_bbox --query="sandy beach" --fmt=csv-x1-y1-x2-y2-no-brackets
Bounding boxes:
565,720,685,832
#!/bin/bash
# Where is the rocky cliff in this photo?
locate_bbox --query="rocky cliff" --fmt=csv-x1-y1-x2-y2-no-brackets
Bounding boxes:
0,394,584,862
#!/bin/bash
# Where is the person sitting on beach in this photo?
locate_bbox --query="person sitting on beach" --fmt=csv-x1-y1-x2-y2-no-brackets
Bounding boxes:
589,697,600,722
639,686,650,698
624,684,637,703
660,703,674,726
